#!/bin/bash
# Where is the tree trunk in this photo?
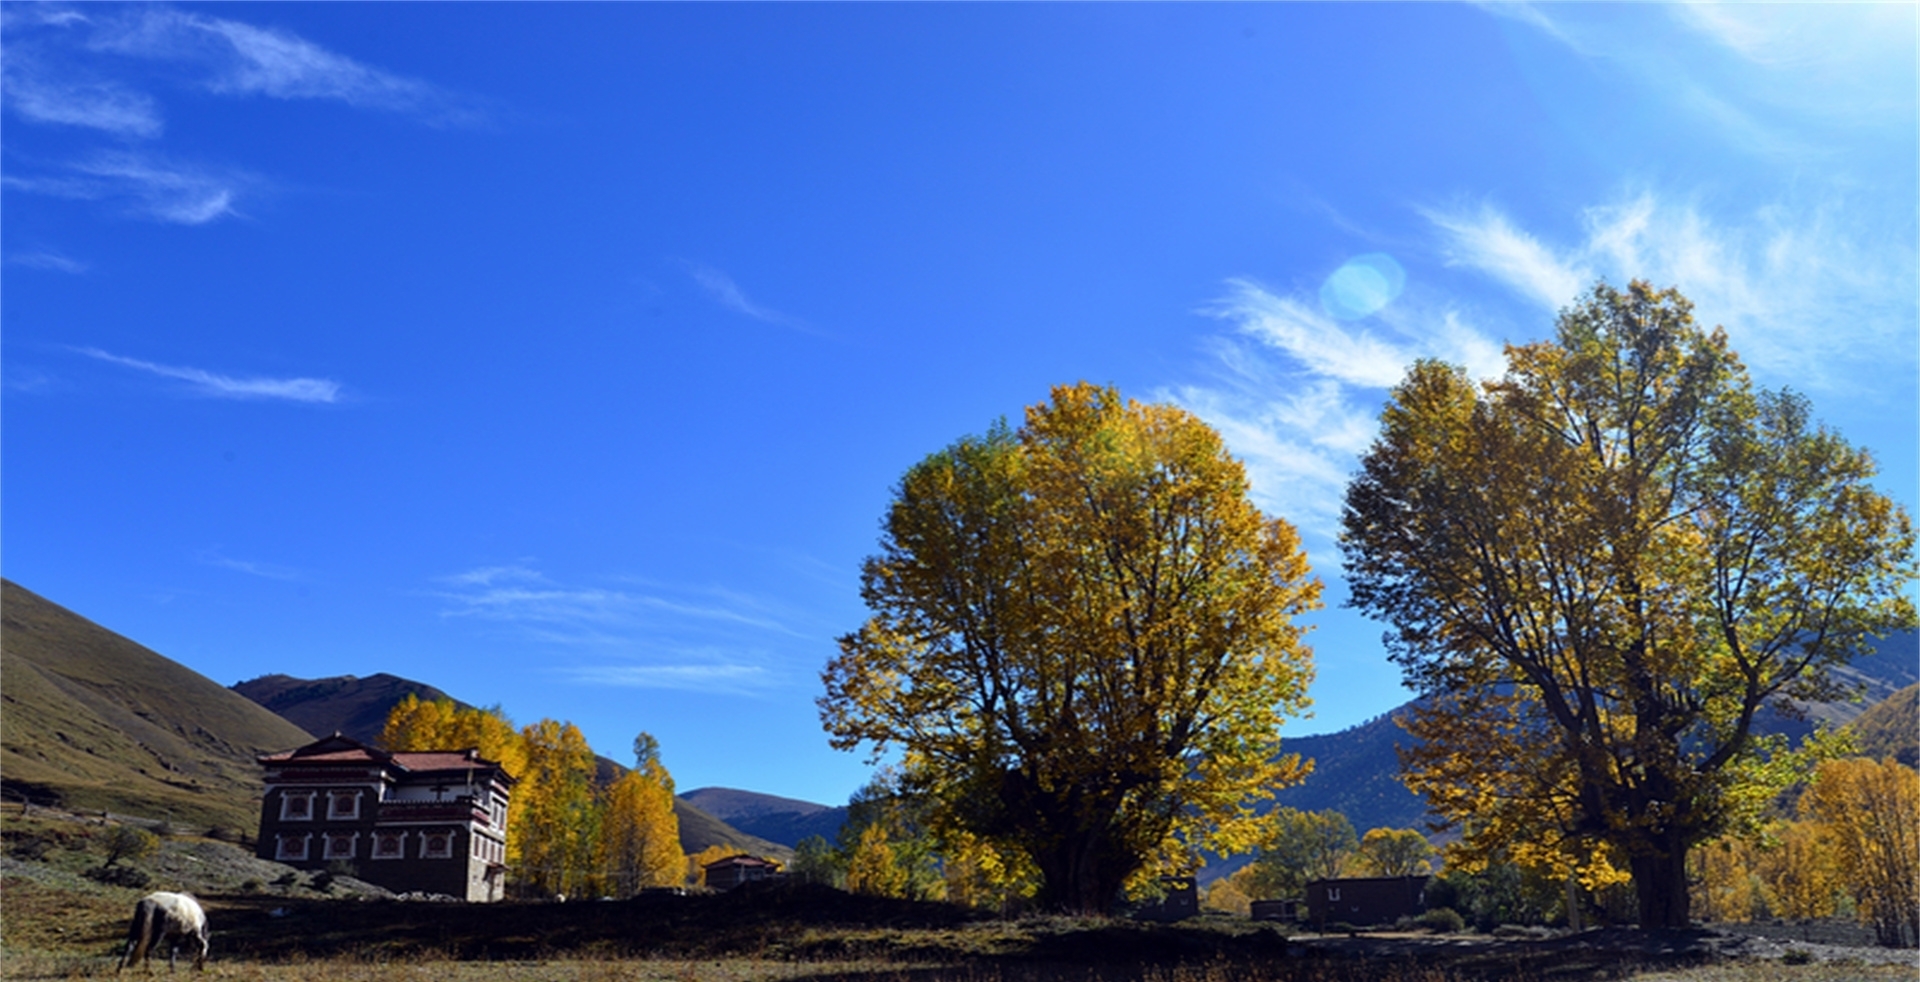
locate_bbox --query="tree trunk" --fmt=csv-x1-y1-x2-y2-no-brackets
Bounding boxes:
1031,826,1139,914
1630,838,1692,929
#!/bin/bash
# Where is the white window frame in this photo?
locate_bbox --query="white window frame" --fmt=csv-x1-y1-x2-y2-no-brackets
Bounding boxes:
1326,887,1342,902
275,834,311,861
422,830,455,860
279,791,315,822
327,790,361,821
371,831,406,860
324,832,358,861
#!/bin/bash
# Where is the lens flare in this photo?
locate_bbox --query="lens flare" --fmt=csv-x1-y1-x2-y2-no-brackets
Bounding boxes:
1320,253,1406,321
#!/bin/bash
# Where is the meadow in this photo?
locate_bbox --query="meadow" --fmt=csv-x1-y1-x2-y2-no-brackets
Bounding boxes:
4,807,1913,982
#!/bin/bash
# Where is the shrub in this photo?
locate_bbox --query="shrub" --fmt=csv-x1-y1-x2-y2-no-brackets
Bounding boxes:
240,878,264,894
1417,907,1467,933
101,825,159,867
1782,948,1815,965
86,865,152,888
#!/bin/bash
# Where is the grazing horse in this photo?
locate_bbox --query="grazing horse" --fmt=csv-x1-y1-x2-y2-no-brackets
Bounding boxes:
119,891,208,972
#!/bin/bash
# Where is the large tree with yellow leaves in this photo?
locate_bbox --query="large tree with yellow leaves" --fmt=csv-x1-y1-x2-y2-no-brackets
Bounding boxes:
1342,281,1915,928
821,382,1320,913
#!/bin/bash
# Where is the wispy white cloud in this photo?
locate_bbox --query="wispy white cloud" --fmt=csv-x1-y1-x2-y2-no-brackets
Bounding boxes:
1171,276,1511,543
1496,3,1915,150
562,662,772,695
5,250,88,273
687,263,823,336
1205,281,1413,389
1424,204,1589,313
1,53,163,137
1428,192,1915,390
4,151,251,225
199,550,302,581
434,565,797,695
85,8,482,125
75,346,342,402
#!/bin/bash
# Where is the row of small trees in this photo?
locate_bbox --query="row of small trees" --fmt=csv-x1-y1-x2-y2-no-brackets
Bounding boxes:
380,695,684,898
1692,756,1919,947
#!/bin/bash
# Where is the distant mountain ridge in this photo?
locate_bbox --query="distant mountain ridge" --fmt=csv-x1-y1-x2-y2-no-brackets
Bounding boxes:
680,787,849,847
0,580,316,832
232,672,468,746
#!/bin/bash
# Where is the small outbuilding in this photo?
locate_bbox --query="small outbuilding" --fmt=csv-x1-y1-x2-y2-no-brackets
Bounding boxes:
702,853,781,891
1305,874,1427,928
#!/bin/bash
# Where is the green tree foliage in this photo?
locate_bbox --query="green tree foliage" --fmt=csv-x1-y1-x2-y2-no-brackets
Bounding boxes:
1341,281,1916,928
822,382,1320,912
1357,827,1435,877
789,835,844,888
101,824,159,868
835,771,944,901
1239,808,1358,899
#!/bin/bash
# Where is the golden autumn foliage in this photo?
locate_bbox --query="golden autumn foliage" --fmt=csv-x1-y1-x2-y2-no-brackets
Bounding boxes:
1753,819,1843,921
597,733,684,896
821,382,1320,912
686,844,740,889
845,822,910,898
1342,282,1916,928
1804,757,1920,946
515,718,597,897
1688,836,1764,923
378,695,530,862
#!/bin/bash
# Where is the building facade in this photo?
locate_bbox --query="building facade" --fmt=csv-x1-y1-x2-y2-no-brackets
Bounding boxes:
256,734,515,902
1305,874,1429,928
702,854,781,891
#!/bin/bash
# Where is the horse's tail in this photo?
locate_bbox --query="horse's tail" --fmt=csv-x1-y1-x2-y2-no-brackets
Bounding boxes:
120,897,156,971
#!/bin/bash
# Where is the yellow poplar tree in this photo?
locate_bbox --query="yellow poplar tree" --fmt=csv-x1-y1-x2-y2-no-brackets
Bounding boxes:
597,732,684,896
515,718,597,897
1342,282,1916,927
822,382,1320,912
1804,757,1919,946
1754,820,1843,920
1689,837,1763,923
845,822,908,898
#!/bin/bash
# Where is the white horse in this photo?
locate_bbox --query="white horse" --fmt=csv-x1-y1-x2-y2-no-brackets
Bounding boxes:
119,891,208,972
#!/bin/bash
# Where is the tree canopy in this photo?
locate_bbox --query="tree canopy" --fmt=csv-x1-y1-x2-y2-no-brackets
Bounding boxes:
821,382,1320,912
1341,281,1915,928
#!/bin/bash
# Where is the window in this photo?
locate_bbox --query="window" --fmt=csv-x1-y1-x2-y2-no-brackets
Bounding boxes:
279,792,314,821
327,791,360,820
372,832,405,860
275,834,310,861
324,832,357,860
422,830,454,860
1326,887,1342,902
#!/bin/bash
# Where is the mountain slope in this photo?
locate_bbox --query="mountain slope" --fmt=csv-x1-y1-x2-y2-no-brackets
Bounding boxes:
680,787,849,847
232,673,468,745
0,580,316,832
1848,682,1919,769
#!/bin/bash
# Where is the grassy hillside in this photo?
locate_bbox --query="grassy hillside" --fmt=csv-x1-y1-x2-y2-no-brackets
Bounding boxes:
232,672,468,744
1847,682,1919,769
0,580,315,832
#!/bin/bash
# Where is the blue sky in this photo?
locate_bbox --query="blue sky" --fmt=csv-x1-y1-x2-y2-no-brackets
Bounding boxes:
5,3,1914,807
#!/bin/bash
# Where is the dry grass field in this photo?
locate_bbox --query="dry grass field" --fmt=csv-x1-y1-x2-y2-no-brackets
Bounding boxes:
4,807,1914,982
